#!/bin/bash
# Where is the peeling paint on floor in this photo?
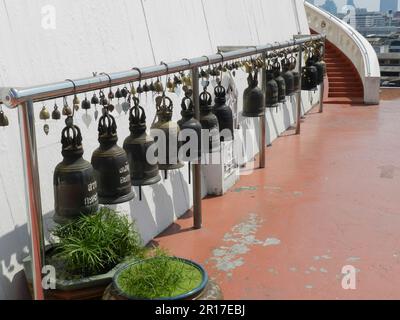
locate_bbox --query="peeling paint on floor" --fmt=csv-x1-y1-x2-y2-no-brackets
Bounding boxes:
209,213,281,274
347,257,361,262
233,186,258,193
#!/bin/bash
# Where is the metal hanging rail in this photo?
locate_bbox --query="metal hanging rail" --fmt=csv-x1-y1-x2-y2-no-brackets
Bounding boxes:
0,35,324,108
0,34,325,301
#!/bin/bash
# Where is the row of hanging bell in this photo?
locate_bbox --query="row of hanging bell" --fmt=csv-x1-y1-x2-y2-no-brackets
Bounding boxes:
309,48,326,85
272,60,287,103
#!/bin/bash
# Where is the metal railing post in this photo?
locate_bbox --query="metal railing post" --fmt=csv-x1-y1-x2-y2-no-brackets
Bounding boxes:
18,100,45,300
191,67,202,230
319,38,326,113
259,52,267,169
296,44,303,135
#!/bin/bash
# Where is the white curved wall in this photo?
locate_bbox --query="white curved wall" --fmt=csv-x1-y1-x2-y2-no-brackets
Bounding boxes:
305,1,380,104
0,0,317,299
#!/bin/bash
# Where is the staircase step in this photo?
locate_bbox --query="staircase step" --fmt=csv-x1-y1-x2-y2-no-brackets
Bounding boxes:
329,92,363,97
324,97,364,104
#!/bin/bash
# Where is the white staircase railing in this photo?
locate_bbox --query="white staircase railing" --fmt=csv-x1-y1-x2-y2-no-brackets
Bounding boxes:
304,1,381,104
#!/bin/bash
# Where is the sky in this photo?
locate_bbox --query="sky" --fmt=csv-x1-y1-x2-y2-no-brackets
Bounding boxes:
314,0,392,11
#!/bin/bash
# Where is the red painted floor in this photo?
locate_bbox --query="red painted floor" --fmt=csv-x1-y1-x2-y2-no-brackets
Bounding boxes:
154,89,400,300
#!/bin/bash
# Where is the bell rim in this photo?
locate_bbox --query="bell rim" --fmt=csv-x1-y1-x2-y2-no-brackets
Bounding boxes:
131,174,162,186
98,190,136,205
241,111,265,117
159,163,185,171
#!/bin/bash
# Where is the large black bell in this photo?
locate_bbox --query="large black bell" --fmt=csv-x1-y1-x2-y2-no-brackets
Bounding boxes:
123,98,161,186
301,58,318,91
242,70,265,117
53,117,98,225
178,95,202,162
91,109,135,205
310,52,326,85
265,68,279,109
151,95,184,171
199,89,221,153
273,61,286,103
213,84,234,142
282,58,295,96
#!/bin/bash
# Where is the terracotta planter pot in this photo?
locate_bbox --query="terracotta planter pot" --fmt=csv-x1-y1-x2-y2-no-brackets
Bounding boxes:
23,245,123,300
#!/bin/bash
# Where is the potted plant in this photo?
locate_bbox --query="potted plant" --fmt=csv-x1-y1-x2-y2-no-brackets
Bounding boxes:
107,251,209,300
23,207,145,300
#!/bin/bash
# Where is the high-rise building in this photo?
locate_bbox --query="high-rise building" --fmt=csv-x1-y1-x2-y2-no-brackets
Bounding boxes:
347,0,356,7
321,0,337,15
380,0,398,13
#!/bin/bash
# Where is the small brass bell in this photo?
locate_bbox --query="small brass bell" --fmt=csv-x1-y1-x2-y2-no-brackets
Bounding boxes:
149,81,156,92
151,95,184,171
91,93,99,106
53,116,98,225
199,89,220,153
167,78,175,93
273,61,286,103
121,87,129,98
123,97,161,186
40,105,50,120
73,95,80,111
242,70,265,118
81,97,91,111
52,103,61,120
0,110,9,127
213,84,234,141
143,82,150,93
265,67,279,109
178,95,202,162
91,108,135,205
130,85,137,96
137,83,144,94
155,79,164,93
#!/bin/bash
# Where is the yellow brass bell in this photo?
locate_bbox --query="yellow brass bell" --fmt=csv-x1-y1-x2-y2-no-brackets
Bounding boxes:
40,105,50,120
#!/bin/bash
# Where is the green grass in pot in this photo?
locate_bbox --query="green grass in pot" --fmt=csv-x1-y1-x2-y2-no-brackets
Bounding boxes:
50,207,145,279
116,251,203,299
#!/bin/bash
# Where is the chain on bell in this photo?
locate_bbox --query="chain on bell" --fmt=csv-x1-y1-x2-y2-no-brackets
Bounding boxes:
273,60,286,103
178,93,202,162
242,70,265,117
53,116,98,225
265,66,279,109
213,83,234,142
123,97,161,186
199,88,221,153
91,108,135,205
151,95,184,171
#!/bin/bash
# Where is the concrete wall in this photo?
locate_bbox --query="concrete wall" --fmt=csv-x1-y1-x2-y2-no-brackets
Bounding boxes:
0,0,316,299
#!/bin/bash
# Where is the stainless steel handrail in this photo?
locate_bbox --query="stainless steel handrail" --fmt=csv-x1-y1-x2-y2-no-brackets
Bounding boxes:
0,35,324,108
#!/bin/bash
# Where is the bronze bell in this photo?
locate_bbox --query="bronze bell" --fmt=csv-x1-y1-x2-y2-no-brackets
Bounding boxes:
213,84,234,142
0,110,9,127
151,95,184,171
273,61,286,103
178,94,202,162
265,67,279,109
242,70,264,117
302,58,318,91
310,51,326,85
52,104,61,120
53,116,98,225
123,97,161,186
199,89,220,153
282,58,295,96
91,109,135,205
